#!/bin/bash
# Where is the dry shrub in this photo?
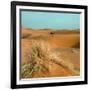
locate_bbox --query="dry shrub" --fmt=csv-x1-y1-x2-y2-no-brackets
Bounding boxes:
21,40,51,78
21,40,80,78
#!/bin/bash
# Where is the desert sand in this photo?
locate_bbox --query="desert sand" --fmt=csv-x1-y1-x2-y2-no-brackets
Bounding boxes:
21,28,80,78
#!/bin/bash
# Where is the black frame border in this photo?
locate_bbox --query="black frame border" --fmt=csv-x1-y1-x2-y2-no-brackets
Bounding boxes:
11,1,88,89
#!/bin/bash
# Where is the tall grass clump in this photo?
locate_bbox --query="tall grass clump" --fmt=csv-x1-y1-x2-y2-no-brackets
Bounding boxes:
21,40,79,78
21,40,51,78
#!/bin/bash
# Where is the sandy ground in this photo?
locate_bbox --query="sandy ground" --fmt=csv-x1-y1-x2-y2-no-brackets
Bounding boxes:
21,28,80,78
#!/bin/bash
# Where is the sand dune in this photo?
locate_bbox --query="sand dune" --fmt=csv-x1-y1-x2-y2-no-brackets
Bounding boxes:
21,28,80,78
21,28,52,38
21,28,80,48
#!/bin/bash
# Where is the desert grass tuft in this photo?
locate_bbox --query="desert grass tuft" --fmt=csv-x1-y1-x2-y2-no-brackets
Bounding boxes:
21,40,80,78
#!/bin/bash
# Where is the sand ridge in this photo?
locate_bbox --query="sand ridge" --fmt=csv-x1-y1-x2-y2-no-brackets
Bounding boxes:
21,28,80,78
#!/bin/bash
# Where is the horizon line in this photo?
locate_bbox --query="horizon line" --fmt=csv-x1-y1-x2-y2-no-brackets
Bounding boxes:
21,27,80,30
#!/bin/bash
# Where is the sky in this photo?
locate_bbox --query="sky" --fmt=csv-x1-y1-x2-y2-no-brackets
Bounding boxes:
21,10,80,30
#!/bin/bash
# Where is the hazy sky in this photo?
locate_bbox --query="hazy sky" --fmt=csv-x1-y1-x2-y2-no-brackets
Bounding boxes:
21,10,80,30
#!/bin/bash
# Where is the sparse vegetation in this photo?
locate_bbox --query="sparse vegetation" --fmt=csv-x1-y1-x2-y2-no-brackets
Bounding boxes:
21,40,50,78
21,40,80,78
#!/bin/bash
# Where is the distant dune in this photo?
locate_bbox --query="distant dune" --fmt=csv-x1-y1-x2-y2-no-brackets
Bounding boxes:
49,29,80,35
21,28,80,78
21,28,80,48
21,28,52,38
21,28,80,37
